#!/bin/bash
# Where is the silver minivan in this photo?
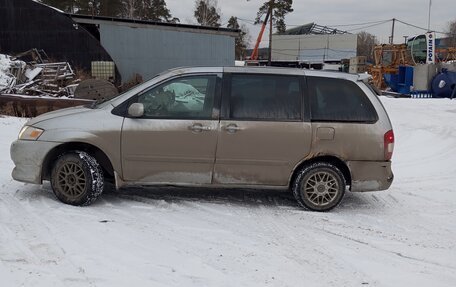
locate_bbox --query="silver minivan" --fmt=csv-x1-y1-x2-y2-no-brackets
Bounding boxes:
10,67,394,211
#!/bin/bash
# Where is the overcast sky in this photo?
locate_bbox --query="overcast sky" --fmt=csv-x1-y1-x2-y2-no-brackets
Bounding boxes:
166,0,455,46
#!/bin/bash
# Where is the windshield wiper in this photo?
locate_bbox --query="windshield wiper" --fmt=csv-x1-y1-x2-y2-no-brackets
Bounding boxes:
89,97,110,109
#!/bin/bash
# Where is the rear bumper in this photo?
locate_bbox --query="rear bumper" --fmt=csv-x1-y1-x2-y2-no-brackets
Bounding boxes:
347,160,394,192
10,140,60,184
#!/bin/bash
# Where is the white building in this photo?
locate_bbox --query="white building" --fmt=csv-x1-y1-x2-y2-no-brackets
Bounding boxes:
272,23,358,64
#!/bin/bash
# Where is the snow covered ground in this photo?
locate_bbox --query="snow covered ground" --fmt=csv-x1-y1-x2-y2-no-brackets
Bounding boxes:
0,98,455,287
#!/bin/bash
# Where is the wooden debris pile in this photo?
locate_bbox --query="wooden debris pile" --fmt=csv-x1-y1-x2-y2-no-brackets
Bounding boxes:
0,49,80,97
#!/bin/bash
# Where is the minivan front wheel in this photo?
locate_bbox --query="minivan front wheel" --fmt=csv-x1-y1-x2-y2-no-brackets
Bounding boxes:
293,162,346,211
51,151,104,206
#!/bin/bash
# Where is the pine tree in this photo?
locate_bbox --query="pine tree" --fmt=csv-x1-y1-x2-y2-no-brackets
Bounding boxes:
40,0,177,22
99,0,123,17
119,0,178,22
39,0,77,13
57,0,122,17
255,0,293,33
227,16,250,60
137,0,179,22
194,0,221,27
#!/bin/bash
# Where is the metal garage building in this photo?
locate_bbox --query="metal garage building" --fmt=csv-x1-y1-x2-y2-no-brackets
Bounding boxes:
70,15,238,82
1,0,238,85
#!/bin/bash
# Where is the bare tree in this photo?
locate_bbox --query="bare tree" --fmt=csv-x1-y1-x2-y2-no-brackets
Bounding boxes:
357,31,378,63
446,19,456,47
227,16,251,60
194,0,221,27
39,0,76,13
123,0,137,19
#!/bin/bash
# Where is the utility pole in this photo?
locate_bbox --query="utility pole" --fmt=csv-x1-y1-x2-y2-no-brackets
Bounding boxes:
298,39,301,61
267,0,274,66
390,18,396,44
427,0,432,31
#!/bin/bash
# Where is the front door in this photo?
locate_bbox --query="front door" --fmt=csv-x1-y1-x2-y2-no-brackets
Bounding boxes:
214,73,312,186
121,74,220,184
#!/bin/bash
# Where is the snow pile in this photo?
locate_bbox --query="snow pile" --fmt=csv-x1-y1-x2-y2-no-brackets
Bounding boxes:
0,98,455,286
0,52,78,97
0,54,25,90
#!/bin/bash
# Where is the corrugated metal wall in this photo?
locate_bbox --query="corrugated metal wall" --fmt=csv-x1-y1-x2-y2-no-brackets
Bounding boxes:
99,23,235,82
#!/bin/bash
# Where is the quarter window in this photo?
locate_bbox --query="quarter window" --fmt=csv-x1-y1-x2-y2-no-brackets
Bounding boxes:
229,74,302,121
308,77,378,122
137,75,217,119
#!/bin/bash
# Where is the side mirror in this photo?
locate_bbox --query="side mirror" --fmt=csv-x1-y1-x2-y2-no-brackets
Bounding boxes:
128,103,144,118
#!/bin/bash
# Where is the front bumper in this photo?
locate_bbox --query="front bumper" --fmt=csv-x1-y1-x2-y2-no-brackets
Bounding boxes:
347,160,394,192
10,140,60,184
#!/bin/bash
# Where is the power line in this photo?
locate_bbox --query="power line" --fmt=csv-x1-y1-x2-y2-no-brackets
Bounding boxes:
239,17,393,37
272,50,326,57
396,19,436,31
237,17,256,25
395,19,455,36
258,33,362,42
327,20,392,27
284,19,392,28
238,17,392,29
272,47,355,52
346,20,392,32
239,16,456,37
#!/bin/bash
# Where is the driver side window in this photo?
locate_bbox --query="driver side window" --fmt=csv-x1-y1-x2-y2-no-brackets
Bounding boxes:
137,75,217,119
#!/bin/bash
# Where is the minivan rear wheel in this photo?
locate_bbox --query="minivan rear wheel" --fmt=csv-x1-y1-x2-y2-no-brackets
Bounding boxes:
292,162,346,211
51,151,104,206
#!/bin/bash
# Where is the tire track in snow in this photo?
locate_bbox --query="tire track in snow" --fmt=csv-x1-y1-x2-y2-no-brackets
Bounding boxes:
0,193,97,286
254,206,371,286
319,228,456,271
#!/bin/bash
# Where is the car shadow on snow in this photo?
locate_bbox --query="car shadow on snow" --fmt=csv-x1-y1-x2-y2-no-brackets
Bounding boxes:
104,186,298,208
100,185,385,212
16,183,389,211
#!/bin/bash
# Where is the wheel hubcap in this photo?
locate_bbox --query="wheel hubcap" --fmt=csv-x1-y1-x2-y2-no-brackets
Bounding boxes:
304,171,339,206
57,162,86,198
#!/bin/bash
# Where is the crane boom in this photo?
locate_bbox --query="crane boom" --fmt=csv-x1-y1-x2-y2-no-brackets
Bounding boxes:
250,6,272,60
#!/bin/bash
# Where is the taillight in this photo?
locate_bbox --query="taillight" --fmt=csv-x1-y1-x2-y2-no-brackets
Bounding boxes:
384,130,394,160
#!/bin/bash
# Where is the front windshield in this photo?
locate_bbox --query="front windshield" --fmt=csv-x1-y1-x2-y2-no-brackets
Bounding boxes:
90,72,165,109
364,80,381,96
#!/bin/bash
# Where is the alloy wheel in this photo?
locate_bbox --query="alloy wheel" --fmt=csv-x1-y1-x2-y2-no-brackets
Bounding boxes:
303,171,339,206
56,162,86,198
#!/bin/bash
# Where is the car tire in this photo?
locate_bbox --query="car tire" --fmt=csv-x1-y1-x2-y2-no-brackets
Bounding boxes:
51,151,104,206
292,162,346,211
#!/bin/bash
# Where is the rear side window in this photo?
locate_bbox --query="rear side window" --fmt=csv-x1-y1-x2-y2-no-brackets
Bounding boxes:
308,77,378,122
229,74,302,121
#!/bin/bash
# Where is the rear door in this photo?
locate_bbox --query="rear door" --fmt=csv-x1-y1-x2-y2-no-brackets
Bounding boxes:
307,76,383,160
121,73,221,184
213,72,312,186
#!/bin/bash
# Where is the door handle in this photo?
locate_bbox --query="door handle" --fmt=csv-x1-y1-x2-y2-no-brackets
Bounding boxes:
224,124,241,133
189,123,212,132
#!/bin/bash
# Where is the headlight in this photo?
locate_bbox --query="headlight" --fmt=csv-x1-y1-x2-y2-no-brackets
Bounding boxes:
18,126,44,141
